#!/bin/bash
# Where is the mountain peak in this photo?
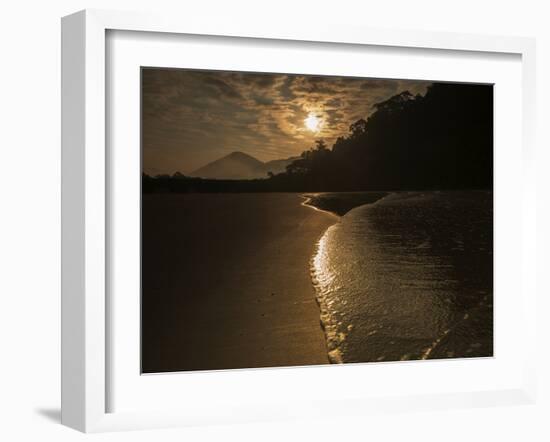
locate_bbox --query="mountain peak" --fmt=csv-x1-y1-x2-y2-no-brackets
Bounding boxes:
227,151,252,158
191,152,296,180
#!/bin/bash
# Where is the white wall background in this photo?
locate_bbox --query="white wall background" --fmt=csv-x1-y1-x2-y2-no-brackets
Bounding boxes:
0,1,548,440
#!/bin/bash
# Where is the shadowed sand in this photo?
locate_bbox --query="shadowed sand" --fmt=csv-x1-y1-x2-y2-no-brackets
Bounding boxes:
142,193,336,372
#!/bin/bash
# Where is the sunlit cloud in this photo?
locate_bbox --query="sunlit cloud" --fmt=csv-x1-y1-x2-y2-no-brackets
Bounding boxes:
142,68,431,174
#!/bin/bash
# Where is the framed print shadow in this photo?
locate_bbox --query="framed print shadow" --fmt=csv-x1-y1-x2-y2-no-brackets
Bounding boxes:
140,68,494,374
61,9,537,433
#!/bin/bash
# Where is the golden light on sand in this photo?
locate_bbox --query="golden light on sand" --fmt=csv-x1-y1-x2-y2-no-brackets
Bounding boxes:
305,113,322,132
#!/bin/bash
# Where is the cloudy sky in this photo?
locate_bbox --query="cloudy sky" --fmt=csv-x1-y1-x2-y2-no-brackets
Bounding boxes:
142,68,431,175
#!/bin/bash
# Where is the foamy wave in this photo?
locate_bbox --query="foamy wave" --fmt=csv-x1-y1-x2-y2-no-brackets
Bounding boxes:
310,225,347,364
309,191,493,364
308,193,396,364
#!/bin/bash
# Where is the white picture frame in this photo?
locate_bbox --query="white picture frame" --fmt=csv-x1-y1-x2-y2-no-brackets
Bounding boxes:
61,9,537,433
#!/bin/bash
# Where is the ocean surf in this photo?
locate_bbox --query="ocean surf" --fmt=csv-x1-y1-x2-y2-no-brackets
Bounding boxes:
308,191,493,364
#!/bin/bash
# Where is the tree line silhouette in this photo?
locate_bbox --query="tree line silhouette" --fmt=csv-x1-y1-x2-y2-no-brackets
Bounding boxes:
143,82,493,193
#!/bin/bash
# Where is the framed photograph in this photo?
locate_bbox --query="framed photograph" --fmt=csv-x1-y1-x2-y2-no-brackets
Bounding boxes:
61,9,537,432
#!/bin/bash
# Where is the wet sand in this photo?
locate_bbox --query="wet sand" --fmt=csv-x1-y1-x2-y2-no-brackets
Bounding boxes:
142,193,336,372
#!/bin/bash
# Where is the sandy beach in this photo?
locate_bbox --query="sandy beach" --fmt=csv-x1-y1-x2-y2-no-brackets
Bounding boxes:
142,193,336,372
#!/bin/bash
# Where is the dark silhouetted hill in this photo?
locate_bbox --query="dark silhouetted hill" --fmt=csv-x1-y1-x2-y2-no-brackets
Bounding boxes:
190,151,297,180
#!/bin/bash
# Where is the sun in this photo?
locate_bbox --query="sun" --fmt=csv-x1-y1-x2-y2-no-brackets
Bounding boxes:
304,113,321,132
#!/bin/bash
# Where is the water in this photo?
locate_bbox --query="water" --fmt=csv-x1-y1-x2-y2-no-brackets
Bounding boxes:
311,191,493,364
